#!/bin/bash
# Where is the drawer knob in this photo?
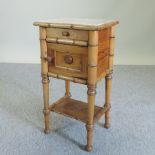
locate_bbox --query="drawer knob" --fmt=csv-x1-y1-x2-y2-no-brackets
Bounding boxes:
64,55,73,64
62,31,70,37
47,56,54,63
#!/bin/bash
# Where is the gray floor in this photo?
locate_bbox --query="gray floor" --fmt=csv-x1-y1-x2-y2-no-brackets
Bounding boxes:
0,64,155,155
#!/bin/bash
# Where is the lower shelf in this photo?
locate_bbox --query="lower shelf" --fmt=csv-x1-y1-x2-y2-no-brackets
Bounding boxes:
49,96,109,124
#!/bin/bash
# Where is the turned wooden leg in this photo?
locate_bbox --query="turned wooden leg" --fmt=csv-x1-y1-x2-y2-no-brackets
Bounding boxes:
42,75,50,134
85,30,98,151
65,80,71,97
104,74,112,129
39,27,50,133
86,84,96,151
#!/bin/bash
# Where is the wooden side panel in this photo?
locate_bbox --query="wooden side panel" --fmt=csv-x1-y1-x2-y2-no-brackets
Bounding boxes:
97,28,111,78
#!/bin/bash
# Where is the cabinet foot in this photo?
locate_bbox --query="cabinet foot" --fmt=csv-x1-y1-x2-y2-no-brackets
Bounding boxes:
85,145,93,152
44,129,51,134
104,123,110,129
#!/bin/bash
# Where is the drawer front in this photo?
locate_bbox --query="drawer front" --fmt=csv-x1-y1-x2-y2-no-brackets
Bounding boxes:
47,43,88,79
46,28,88,41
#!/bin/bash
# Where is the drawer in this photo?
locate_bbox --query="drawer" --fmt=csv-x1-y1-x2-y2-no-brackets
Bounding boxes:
47,43,88,79
46,28,88,41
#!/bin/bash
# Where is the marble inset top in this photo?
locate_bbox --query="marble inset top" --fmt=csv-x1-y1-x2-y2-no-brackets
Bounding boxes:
33,18,119,30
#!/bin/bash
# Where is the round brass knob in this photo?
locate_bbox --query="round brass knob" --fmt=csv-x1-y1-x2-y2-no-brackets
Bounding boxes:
62,31,70,37
64,55,73,64
47,56,54,64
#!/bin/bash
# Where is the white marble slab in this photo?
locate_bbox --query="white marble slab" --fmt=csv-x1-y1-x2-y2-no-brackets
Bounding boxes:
33,18,119,30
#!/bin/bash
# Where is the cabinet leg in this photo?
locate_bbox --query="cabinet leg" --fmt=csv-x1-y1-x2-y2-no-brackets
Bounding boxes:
65,80,71,97
86,84,96,152
104,74,112,129
42,75,50,134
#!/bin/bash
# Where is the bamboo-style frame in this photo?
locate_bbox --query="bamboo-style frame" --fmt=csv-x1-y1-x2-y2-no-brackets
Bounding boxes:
46,38,88,47
35,21,118,152
40,27,50,134
86,30,98,151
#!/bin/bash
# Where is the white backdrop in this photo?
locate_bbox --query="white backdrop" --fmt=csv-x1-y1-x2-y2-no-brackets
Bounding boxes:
0,0,155,65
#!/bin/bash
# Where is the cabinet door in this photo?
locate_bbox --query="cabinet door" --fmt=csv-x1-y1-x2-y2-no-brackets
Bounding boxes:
47,43,88,79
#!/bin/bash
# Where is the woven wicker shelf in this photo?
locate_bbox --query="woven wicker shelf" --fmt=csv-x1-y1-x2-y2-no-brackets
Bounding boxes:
49,96,109,124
